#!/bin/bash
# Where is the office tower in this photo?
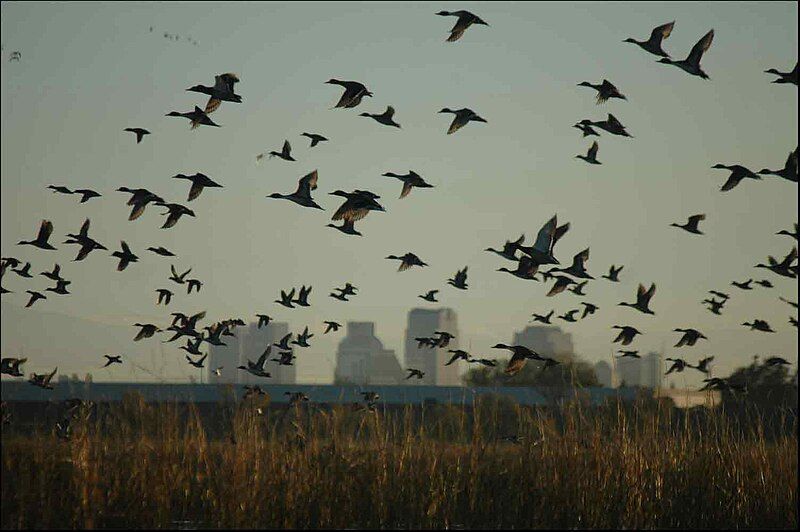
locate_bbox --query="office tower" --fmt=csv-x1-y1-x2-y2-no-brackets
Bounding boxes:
335,322,403,385
404,308,460,386
615,355,642,387
641,351,662,390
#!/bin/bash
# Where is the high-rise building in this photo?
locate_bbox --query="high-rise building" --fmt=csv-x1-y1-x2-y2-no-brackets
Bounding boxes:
594,360,613,388
240,322,296,385
512,326,574,360
404,308,460,386
615,355,642,387
335,322,403,385
208,334,241,384
641,351,662,390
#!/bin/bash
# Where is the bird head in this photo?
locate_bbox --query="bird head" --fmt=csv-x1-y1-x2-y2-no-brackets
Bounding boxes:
267,193,283,199
491,343,509,349
165,111,183,117
622,38,637,44
711,163,727,169
325,78,340,85
577,81,592,87
438,108,454,114
764,68,780,75
436,11,451,16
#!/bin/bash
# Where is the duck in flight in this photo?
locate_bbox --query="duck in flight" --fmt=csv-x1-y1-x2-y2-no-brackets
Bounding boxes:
658,29,714,80
712,163,761,192
169,264,192,284
758,150,798,183
166,106,220,128
117,187,164,221
40,264,63,282
268,140,296,161
173,173,223,202
64,219,107,261
301,132,328,147
28,367,57,390
617,350,640,359
530,310,554,324
18,220,56,250
569,281,588,296
578,80,627,104
293,285,312,307
1,357,27,377
671,214,705,235
124,128,150,144
439,108,487,135
147,246,175,257
111,241,138,271
446,350,470,366
47,185,73,195
447,267,468,290
703,297,726,315
323,321,341,334
576,141,601,165
383,171,434,198
754,279,773,288
546,275,576,297
133,323,162,341
386,253,428,271
292,326,314,348
580,302,599,319
238,347,272,378
187,354,208,369
578,114,632,137
493,344,543,376
548,248,594,279
45,280,71,295
498,256,540,281
690,356,714,374
406,368,425,380
274,333,293,351
267,170,323,210
731,279,753,290
559,309,580,323
256,314,272,328
673,328,707,347
612,325,642,346
665,358,688,375
516,214,569,266
360,106,401,128
330,189,385,224
742,319,776,333
276,288,296,309
765,62,798,85
24,290,46,308
755,247,798,279
436,10,489,42
186,73,241,127
619,283,657,315
624,21,674,58
603,264,623,282
73,189,102,203
156,289,173,305
573,122,600,137
102,355,122,368
157,202,196,229
11,262,32,278
485,234,524,261
419,290,439,302
326,79,372,109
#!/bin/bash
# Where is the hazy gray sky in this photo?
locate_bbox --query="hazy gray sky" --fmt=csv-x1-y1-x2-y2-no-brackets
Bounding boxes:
1,1,797,386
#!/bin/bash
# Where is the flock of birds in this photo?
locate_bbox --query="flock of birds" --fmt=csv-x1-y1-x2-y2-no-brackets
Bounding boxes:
1,10,798,413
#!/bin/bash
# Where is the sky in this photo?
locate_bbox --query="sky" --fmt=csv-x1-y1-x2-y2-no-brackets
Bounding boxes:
1,1,797,387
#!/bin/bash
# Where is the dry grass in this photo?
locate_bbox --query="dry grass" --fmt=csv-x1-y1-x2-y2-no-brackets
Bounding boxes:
2,395,797,529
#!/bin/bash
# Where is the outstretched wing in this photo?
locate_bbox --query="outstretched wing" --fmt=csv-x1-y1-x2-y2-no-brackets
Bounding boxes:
687,29,714,65
650,21,674,44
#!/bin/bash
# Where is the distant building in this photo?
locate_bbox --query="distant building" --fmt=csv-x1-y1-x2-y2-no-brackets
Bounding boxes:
208,322,296,385
335,322,403,385
594,360,613,388
404,308,460,386
240,322,295,385
641,351,662,390
512,326,574,360
615,355,642,387
208,334,241,384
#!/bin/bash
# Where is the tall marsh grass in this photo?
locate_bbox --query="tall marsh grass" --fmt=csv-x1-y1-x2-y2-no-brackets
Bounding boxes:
2,394,797,529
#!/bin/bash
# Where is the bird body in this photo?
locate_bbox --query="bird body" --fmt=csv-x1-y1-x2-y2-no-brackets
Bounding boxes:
439,107,487,135
624,21,674,57
658,29,714,79
360,106,401,128
436,10,489,42
386,253,427,271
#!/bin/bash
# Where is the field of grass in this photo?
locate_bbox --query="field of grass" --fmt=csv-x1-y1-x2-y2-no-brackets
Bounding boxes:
2,394,797,529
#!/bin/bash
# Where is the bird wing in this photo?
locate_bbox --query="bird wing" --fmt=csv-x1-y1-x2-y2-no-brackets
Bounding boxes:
385,106,395,118
296,170,319,199
188,181,204,201
606,114,624,129
282,140,292,156
504,353,527,376
79,218,91,238
446,114,466,135
588,141,599,160
447,16,472,42
688,214,706,225
533,215,557,254
37,220,54,243
650,21,675,43
399,181,413,199
687,29,714,65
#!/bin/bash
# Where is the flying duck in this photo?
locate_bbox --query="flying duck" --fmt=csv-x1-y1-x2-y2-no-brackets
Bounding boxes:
547,275,576,297
485,234,524,261
274,333,293,351
436,10,489,42
187,354,208,368
323,321,341,334
576,141,601,164
330,291,349,301
578,80,627,104
580,302,599,319
448,267,468,289
612,325,642,345
45,280,71,295
11,262,32,278
186,279,202,294
731,279,753,290
383,171,434,198
256,314,272,328
268,140,296,161
157,202,196,229
779,296,798,309
294,285,312,307
690,356,714,374
755,247,798,279
267,170,323,209
111,241,138,271
406,368,425,380
468,358,498,367
703,298,725,315
446,349,470,366
548,248,594,279
709,290,730,300
657,29,714,79
619,283,657,315
498,255,540,281
124,128,150,144
559,309,580,322
578,114,632,137
530,310,554,324
673,328,707,347
665,358,688,375
742,319,776,333
1,357,27,376
326,79,372,109
301,132,328,147
238,347,272,378
64,219,107,261
102,355,122,368
166,106,221,128
24,290,46,308
764,356,790,367
173,173,223,201
439,107,487,135
516,215,570,266
419,290,439,302
758,150,798,183
273,351,296,366
569,281,588,296
147,246,175,257
168,265,192,284
276,288,296,308
617,350,640,358
133,323,162,341
330,189,385,224
712,164,761,191
765,62,798,85
386,253,428,271
360,106,401,128
603,264,623,282
671,214,705,234
117,187,164,221
624,21,674,58
573,122,600,137
179,337,203,356
18,220,56,250
28,367,57,389
493,344,542,376
433,331,455,348
155,289,173,305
